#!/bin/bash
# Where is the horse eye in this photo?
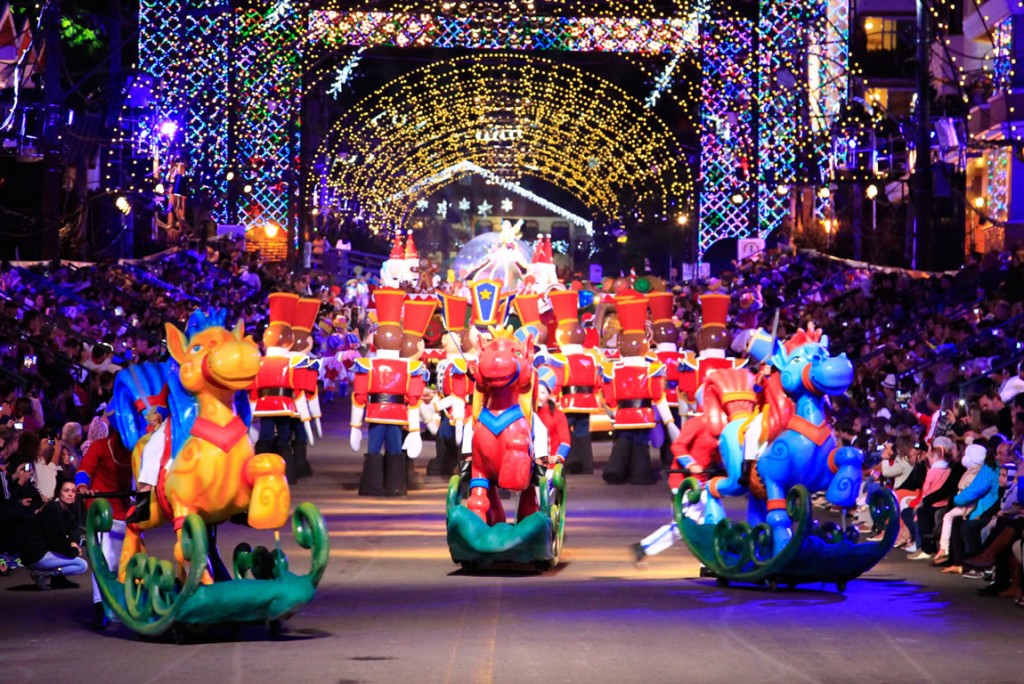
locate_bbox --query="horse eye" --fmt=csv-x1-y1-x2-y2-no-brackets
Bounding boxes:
191,344,202,353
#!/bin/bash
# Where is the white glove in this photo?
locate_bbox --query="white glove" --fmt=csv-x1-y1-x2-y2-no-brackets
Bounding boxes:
349,427,362,452
404,431,423,459
454,420,465,446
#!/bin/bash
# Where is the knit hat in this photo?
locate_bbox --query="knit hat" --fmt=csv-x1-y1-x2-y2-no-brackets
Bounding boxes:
1002,462,1018,477
963,443,987,469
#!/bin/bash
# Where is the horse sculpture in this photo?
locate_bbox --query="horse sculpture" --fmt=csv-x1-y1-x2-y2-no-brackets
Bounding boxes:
468,326,537,525
114,310,291,581
673,326,893,590
88,309,328,638
445,325,567,570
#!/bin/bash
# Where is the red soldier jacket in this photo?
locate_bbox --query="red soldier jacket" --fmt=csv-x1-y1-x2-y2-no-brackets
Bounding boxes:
655,348,686,404
75,437,134,520
536,401,571,461
352,357,426,425
439,357,475,419
252,354,297,418
600,360,666,430
546,348,603,414
668,415,720,490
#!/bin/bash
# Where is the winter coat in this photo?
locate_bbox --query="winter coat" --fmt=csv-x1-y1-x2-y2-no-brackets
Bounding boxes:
953,465,1001,521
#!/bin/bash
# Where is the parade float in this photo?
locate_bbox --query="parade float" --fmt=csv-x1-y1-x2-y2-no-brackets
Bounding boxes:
90,309,328,639
445,322,566,571
670,325,899,591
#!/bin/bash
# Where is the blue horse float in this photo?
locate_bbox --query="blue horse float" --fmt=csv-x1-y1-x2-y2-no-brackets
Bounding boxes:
674,326,899,591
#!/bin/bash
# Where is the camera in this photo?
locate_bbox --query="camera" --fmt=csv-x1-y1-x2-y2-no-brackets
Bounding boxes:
896,390,911,409
13,421,24,431
23,354,37,369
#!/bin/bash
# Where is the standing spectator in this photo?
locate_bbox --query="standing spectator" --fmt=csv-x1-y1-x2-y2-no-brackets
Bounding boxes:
21,477,88,590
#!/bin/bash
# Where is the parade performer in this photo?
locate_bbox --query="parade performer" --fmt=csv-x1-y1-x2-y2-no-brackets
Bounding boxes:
350,289,426,496
535,367,570,467
75,417,132,628
401,295,438,491
427,292,475,478
289,297,322,480
252,292,300,482
545,289,603,474
601,294,679,485
649,291,685,467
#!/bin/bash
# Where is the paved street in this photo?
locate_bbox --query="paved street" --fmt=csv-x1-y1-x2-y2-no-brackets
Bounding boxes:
1,400,1021,684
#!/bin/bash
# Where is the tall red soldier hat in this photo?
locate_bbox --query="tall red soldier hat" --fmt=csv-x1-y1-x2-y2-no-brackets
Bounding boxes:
436,292,469,332
615,294,649,336
292,298,321,333
389,234,404,260
512,293,542,329
699,292,731,330
268,292,299,326
647,291,674,324
404,230,418,260
373,288,406,326
547,289,580,326
403,297,438,337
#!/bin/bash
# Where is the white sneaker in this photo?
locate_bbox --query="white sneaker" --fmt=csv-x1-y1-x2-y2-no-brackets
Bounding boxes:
908,551,934,561
903,543,919,554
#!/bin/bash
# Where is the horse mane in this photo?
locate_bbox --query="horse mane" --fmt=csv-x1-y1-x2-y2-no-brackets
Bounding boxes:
110,361,171,452
761,371,795,444
703,368,756,436
166,359,199,462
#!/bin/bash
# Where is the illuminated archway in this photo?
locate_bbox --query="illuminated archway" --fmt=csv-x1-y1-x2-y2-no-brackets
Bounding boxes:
308,53,692,235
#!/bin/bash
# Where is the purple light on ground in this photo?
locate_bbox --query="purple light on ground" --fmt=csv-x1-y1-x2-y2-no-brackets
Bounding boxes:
159,120,179,137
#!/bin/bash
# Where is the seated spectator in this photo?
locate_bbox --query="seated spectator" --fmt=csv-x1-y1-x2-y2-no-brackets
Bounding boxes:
911,439,966,560
19,477,88,590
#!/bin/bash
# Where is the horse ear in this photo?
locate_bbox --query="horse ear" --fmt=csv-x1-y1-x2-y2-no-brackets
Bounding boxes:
233,319,245,340
820,334,830,350
165,323,188,363
770,346,788,369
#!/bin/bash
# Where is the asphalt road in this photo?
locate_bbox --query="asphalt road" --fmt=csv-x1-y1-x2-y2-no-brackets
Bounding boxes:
1,398,1021,684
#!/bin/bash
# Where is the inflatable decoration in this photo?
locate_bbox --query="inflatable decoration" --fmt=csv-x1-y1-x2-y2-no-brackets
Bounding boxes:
446,326,566,570
452,229,533,291
90,309,328,638
672,326,898,591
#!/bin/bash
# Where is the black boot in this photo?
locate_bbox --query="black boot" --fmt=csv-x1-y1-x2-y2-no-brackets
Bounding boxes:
125,490,152,525
629,439,658,485
426,428,452,477
294,435,313,478
359,453,386,496
575,434,594,475
407,458,424,491
280,444,298,485
603,434,631,484
384,452,408,496
253,439,274,455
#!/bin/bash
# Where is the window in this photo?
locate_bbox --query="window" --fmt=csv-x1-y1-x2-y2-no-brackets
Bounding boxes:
864,18,897,52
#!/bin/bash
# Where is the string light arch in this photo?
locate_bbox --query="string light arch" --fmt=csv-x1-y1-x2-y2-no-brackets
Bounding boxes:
308,53,693,236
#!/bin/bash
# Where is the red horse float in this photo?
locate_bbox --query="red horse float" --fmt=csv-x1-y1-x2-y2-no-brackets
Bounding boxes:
446,325,567,571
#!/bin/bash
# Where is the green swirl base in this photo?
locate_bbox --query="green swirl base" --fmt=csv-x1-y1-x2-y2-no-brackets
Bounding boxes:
673,480,899,591
86,500,329,637
446,465,567,569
